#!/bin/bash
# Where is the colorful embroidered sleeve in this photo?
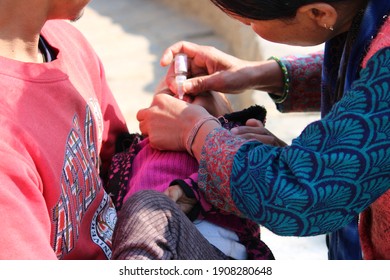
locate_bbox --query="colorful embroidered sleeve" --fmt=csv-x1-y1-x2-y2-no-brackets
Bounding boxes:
269,52,323,113
199,47,390,236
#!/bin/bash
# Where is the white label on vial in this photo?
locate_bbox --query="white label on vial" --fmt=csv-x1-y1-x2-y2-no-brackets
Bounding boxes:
174,54,188,74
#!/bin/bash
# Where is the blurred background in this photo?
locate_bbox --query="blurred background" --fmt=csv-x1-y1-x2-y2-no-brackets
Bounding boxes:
72,0,327,260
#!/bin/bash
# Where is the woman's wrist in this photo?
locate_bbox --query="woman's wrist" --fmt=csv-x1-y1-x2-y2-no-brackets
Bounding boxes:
188,117,221,160
267,56,290,102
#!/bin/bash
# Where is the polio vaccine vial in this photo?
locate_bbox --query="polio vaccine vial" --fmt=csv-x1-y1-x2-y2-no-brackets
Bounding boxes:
174,53,188,99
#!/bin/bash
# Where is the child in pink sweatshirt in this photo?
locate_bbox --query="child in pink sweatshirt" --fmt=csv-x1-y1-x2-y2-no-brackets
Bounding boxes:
106,96,273,260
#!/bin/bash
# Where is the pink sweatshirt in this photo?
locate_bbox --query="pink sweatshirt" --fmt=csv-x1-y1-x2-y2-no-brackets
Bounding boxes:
0,20,127,259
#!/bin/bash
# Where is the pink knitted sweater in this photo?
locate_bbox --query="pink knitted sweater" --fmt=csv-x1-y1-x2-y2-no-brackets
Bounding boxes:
123,138,198,201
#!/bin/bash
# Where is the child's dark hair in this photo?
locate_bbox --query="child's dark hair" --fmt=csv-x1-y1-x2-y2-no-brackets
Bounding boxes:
210,0,345,20
219,105,267,130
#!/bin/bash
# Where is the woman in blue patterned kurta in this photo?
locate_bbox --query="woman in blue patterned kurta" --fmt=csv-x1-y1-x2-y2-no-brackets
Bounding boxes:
134,0,390,259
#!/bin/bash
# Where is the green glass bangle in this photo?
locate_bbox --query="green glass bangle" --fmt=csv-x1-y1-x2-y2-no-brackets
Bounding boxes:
268,56,290,103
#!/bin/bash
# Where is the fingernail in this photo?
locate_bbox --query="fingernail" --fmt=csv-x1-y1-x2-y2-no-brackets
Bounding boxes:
183,81,193,92
230,127,238,134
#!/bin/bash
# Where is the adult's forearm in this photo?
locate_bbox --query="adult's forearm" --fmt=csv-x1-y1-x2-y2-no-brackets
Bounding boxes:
247,60,285,95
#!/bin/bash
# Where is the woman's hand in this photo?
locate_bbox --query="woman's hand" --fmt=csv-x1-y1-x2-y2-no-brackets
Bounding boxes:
137,93,211,151
154,78,233,118
232,119,287,147
160,41,272,96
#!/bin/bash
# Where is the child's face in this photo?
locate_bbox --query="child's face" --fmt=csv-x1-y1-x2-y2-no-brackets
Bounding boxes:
190,91,233,117
154,78,232,117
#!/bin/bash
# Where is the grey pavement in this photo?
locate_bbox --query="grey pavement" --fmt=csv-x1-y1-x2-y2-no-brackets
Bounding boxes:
72,0,327,260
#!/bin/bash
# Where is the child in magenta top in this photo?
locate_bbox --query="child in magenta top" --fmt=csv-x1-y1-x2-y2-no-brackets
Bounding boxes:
106,92,273,260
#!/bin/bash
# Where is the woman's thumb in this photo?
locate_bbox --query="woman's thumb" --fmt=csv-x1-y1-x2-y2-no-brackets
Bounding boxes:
183,76,211,94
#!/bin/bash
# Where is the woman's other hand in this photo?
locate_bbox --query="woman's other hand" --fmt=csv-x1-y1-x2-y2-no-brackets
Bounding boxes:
137,93,212,151
231,118,287,147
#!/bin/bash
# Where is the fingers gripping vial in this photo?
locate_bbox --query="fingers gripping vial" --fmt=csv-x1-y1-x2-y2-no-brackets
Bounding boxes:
174,53,188,99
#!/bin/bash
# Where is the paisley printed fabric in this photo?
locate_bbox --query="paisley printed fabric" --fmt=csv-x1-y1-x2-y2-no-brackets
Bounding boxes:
199,47,390,236
198,128,247,216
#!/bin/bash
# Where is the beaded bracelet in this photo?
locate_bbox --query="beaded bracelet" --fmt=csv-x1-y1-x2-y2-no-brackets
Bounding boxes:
185,116,221,157
268,56,290,103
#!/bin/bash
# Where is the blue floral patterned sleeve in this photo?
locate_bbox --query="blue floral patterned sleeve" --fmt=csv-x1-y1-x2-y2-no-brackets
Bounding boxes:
198,47,390,236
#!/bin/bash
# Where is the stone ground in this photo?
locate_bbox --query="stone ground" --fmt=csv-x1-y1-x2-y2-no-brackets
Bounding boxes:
72,0,328,260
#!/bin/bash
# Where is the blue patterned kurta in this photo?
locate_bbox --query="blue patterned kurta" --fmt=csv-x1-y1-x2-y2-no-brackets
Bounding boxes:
198,47,390,237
